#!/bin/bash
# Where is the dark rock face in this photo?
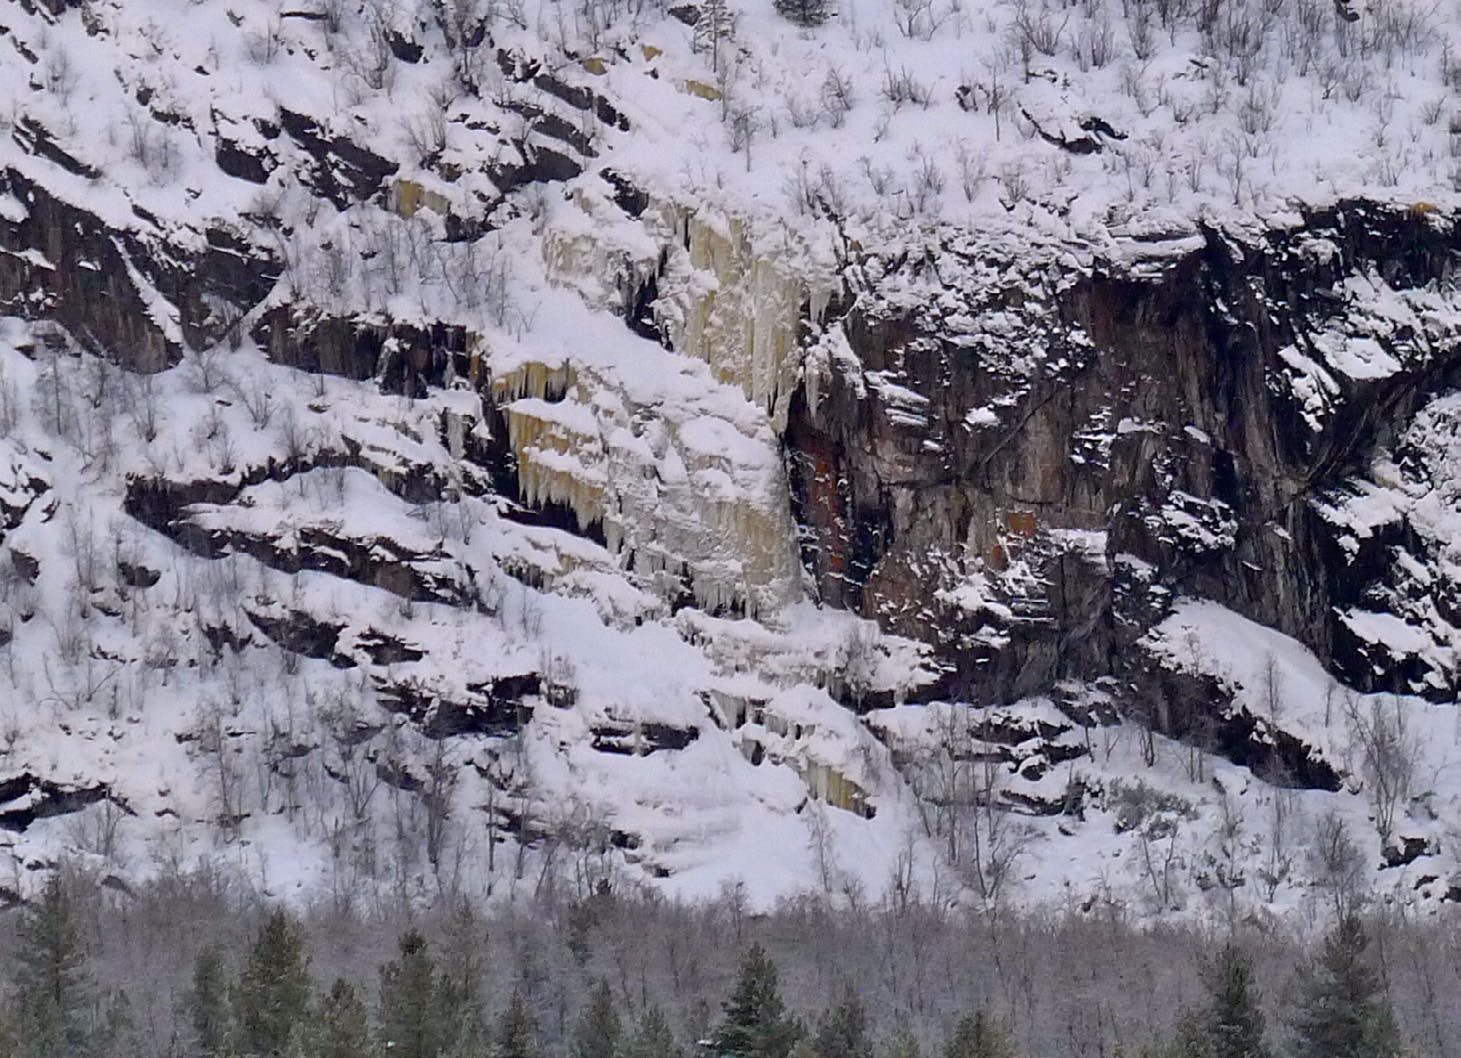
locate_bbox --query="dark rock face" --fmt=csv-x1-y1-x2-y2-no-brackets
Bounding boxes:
590,721,699,755
1318,393,1461,697
377,673,539,739
116,560,161,588
252,309,470,395
1382,834,1434,869
246,606,349,665
496,49,631,132
0,774,113,831
0,166,280,371
788,205,1461,736
124,452,477,610
214,136,276,185
277,108,399,210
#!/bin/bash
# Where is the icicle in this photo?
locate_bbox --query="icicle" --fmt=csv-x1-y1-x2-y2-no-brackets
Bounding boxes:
494,361,577,403
502,352,810,619
659,211,813,432
506,403,607,532
799,761,870,817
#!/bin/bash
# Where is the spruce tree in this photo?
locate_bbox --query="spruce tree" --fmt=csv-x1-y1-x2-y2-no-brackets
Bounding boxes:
710,944,802,1058
313,979,372,1058
691,0,736,72
379,931,446,1058
187,945,233,1058
0,1007,15,1058
1289,915,1401,1058
233,909,312,1058
618,1005,679,1058
449,1011,493,1058
574,980,621,1058
494,992,538,1058
96,992,141,1058
438,904,490,1052
943,1010,1012,1058
9,874,94,1058
810,987,872,1058
1174,944,1269,1058
881,1024,921,1058
773,0,832,27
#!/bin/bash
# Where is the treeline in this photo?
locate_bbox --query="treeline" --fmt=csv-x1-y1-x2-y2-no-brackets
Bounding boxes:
0,867,1451,1058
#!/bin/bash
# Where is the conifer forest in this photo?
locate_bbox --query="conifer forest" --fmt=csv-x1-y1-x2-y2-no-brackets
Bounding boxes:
0,865,1456,1058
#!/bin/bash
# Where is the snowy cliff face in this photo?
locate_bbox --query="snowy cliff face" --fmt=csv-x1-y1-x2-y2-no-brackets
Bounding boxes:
792,207,1461,701
0,0,1460,915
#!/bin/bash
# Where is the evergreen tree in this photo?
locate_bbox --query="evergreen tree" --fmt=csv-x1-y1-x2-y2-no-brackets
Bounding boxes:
773,0,832,27
691,0,736,72
618,1005,679,1058
96,992,141,1058
233,909,312,1058
574,980,622,1058
9,874,94,1058
494,992,538,1058
187,945,233,1058
1136,1039,1187,1058
881,1024,921,1058
313,979,372,1058
448,1009,493,1058
379,931,447,1058
710,944,802,1058
943,1010,1012,1058
810,987,872,1058
1174,944,1269,1058
438,904,490,1048
1289,915,1401,1058
449,1012,493,1058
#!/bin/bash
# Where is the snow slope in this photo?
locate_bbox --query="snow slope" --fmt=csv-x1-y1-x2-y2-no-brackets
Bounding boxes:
0,0,1457,917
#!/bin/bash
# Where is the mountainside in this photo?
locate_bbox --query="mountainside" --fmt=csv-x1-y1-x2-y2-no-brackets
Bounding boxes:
0,0,1460,915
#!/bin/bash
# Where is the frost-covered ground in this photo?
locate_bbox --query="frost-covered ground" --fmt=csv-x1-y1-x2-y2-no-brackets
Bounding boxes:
0,0,1459,918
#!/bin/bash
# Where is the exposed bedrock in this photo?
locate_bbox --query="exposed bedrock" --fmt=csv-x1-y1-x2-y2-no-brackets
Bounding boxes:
787,204,1461,719
0,166,280,371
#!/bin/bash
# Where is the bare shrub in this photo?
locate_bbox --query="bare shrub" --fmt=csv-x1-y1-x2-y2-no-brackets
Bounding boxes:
820,65,856,127
1108,778,1197,909
1345,695,1419,844
995,162,1030,207
1013,0,1069,57
892,0,948,40
1076,16,1116,69
881,64,933,108
908,708,1034,909
1308,809,1366,917
955,141,987,202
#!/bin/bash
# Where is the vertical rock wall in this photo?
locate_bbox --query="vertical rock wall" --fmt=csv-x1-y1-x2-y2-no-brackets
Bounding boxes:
787,205,1461,709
